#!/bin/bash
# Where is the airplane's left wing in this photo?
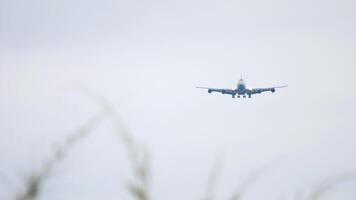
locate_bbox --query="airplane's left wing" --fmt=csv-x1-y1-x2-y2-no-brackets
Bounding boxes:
249,85,288,95
196,87,236,95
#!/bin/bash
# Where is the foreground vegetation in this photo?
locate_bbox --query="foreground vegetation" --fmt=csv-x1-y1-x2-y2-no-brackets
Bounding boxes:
8,90,356,200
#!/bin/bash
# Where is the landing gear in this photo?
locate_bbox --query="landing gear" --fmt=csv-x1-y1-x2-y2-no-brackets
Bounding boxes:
243,95,246,98
232,95,235,98
248,94,251,98
237,95,240,98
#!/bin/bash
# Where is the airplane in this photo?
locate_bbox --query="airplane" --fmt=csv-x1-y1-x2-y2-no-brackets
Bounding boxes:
196,78,287,98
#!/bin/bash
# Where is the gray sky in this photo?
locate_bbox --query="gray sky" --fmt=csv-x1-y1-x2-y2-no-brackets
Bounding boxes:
1,0,356,199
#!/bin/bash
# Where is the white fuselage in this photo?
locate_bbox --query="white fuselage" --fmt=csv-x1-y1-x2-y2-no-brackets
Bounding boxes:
236,79,247,95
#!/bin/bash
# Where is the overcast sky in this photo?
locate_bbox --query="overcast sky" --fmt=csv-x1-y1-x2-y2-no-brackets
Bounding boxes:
1,0,356,199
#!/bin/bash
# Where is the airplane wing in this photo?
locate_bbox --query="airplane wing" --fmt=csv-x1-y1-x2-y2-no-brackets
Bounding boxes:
249,85,288,94
196,87,236,95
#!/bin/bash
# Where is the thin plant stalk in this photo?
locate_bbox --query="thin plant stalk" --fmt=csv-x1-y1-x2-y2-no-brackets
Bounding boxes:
16,111,106,200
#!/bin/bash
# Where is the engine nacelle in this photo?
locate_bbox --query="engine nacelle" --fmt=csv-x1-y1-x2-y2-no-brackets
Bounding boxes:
271,88,275,93
208,89,212,93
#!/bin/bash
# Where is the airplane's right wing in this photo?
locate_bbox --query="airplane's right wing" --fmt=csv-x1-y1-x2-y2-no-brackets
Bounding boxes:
249,85,288,95
196,87,236,95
